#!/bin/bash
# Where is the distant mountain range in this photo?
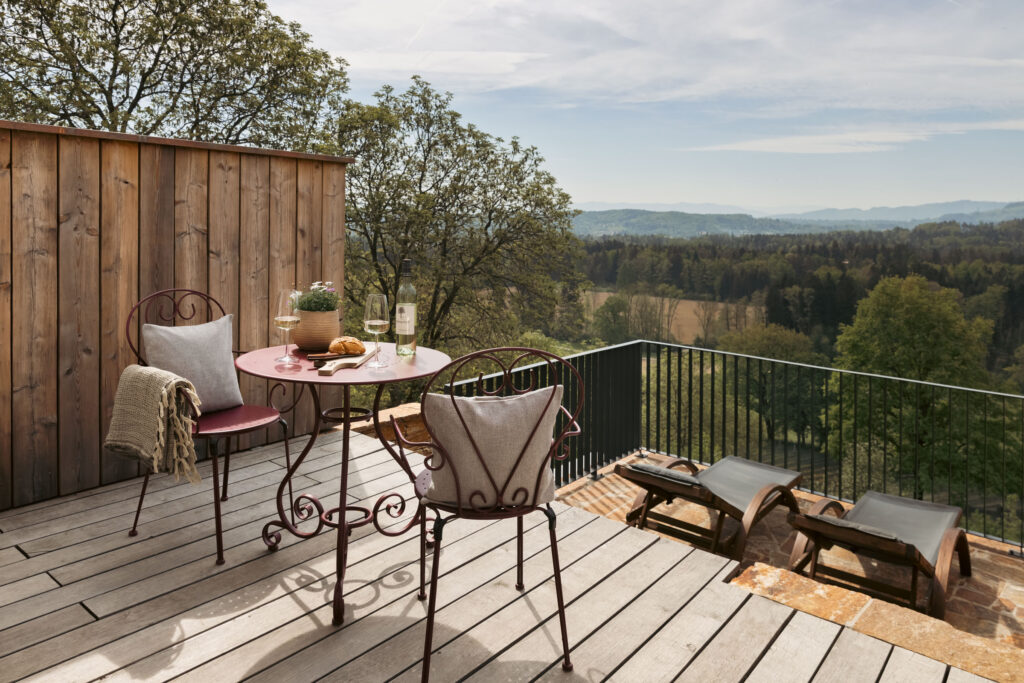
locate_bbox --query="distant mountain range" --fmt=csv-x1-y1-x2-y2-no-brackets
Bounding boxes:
572,201,1024,238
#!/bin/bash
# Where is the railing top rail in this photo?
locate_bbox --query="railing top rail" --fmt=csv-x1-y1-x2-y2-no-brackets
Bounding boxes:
452,338,1024,401
632,339,1024,401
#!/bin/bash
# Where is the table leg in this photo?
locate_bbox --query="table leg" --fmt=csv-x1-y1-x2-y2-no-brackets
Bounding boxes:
333,384,352,626
262,384,326,549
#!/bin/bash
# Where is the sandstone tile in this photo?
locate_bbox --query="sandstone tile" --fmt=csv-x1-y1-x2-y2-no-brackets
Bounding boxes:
854,600,1024,682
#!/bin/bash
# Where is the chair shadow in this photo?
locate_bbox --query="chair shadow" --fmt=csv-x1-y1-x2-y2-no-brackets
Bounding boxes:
239,613,590,681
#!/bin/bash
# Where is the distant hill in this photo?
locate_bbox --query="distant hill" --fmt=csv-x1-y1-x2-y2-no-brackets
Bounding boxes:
573,202,1024,238
774,200,1007,222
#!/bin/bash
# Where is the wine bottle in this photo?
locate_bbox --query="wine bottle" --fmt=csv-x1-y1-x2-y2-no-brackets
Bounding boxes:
396,258,417,356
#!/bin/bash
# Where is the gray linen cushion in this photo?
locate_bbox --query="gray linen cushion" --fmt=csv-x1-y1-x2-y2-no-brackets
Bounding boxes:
423,385,564,509
142,315,244,412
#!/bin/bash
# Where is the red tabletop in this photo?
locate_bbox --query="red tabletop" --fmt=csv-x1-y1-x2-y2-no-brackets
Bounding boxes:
235,343,451,386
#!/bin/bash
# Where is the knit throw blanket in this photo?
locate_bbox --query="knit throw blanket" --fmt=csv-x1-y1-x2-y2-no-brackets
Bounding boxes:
104,364,203,484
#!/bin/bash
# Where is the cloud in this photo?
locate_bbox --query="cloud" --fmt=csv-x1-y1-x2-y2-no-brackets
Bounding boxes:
685,119,1024,154
269,0,1024,113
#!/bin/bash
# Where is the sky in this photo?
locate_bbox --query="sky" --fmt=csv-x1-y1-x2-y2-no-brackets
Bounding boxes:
267,0,1024,212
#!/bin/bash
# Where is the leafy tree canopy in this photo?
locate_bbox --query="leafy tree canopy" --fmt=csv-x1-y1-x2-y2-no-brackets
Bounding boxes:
835,274,991,387
0,0,348,150
718,323,826,365
333,78,581,356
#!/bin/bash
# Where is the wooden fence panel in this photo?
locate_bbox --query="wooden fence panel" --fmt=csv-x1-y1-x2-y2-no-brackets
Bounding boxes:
57,137,101,494
209,151,240,349
0,130,12,509
293,160,323,437
138,144,175,301
268,157,298,436
321,163,347,414
99,140,140,484
174,148,209,320
11,132,59,506
238,155,271,449
0,120,349,510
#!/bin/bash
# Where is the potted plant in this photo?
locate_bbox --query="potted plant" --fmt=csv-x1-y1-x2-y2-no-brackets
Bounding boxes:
291,281,341,351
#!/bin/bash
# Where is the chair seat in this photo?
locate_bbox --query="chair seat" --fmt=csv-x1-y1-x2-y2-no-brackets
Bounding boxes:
196,404,280,437
697,456,802,516
843,490,961,567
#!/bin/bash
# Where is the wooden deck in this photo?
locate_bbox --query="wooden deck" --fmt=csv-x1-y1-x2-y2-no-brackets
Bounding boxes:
0,431,988,682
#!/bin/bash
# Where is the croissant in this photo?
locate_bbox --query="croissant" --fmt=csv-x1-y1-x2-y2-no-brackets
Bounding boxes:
329,336,366,355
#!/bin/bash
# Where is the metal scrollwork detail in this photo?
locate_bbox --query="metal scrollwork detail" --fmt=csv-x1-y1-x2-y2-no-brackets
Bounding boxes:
371,493,423,536
262,494,326,550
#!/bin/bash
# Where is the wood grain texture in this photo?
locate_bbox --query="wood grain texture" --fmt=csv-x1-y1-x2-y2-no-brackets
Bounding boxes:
238,156,271,449
11,132,59,506
57,136,101,494
812,628,892,683
268,157,297,434
0,130,11,510
138,144,175,300
174,148,208,318
99,140,140,484
293,160,323,436
208,151,240,348
320,162,346,415
0,122,348,508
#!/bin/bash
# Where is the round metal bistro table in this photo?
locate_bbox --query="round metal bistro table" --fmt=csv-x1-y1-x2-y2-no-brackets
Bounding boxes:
235,342,451,625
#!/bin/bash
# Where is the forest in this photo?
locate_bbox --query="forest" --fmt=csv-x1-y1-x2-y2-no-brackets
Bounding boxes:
581,218,1024,387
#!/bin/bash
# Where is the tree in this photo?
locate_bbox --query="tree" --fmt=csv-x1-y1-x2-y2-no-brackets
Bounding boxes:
592,294,630,344
718,324,828,445
835,275,991,385
831,275,1003,500
334,78,580,357
0,0,348,150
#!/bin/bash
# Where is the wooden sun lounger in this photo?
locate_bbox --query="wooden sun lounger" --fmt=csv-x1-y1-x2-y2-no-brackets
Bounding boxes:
787,490,972,618
615,456,802,562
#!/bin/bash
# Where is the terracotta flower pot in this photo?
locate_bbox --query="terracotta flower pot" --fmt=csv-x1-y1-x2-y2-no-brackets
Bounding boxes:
292,309,340,351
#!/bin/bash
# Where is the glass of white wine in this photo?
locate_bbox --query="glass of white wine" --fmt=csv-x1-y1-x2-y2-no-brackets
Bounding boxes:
363,292,389,368
274,288,301,365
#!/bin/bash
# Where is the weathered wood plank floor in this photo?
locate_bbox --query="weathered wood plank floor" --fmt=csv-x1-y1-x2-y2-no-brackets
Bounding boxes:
0,432,987,682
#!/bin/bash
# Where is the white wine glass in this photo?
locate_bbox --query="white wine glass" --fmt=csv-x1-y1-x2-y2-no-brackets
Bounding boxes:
274,288,301,365
363,292,389,368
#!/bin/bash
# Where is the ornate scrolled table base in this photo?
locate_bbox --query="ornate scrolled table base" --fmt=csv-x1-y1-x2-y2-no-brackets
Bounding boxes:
235,343,451,627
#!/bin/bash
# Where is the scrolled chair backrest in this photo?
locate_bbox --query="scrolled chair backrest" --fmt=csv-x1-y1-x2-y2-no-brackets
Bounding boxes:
126,289,226,365
418,347,583,517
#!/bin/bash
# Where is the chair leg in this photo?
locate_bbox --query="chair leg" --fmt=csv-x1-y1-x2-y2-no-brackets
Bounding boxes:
220,436,233,502
129,471,151,537
516,515,525,591
545,506,573,672
418,503,427,601
209,438,225,565
421,516,447,683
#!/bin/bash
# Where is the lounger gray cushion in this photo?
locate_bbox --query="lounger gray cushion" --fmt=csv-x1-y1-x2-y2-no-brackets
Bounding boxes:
142,315,243,412
423,385,563,509
626,463,701,487
804,514,901,543
843,490,961,567
696,456,801,515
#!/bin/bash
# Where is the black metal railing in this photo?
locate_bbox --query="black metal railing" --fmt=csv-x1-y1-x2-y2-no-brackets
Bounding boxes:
449,342,643,487
449,340,1024,549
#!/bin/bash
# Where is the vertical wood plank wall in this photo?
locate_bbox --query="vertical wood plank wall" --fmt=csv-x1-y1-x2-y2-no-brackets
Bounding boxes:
0,121,350,510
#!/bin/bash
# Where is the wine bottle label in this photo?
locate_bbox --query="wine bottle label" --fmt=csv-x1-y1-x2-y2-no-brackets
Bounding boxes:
396,303,416,335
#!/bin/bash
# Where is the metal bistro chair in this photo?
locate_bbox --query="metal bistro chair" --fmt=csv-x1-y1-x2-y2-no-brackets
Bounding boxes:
125,289,292,564
375,348,583,682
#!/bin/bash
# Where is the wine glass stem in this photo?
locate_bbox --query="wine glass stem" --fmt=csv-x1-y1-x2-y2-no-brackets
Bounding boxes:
374,333,381,364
